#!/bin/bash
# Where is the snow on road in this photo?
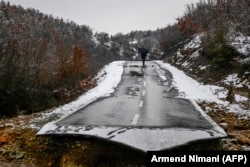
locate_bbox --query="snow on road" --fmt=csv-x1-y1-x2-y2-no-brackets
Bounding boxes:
156,61,221,102
155,61,249,118
33,60,249,130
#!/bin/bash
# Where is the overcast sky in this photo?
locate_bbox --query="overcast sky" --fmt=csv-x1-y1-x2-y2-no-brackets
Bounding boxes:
5,0,201,35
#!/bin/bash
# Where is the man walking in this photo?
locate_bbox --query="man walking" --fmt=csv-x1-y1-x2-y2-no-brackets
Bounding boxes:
138,47,148,67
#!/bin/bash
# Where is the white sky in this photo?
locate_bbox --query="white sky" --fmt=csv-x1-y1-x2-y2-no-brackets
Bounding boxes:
5,0,201,35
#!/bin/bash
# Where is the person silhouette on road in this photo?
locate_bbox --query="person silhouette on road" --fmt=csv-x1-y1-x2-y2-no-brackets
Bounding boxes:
138,47,148,67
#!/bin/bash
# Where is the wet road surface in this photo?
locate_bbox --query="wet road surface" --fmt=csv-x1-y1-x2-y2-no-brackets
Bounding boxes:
57,61,212,129
38,61,226,151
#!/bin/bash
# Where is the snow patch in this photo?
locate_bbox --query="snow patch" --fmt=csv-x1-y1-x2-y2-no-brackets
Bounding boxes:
184,33,203,50
156,61,222,102
155,61,249,118
231,33,250,56
222,73,250,89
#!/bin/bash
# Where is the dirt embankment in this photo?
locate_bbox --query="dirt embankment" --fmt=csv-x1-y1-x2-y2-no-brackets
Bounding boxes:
0,112,146,167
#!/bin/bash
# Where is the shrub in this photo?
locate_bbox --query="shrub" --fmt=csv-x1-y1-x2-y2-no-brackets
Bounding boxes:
202,26,238,70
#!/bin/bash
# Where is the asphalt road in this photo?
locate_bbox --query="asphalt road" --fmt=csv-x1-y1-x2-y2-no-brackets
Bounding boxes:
57,61,212,129
38,61,227,151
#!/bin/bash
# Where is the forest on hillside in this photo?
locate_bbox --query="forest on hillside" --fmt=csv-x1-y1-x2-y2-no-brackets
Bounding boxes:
0,0,164,118
0,1,123,117
160,0,250,73
161,0,250,48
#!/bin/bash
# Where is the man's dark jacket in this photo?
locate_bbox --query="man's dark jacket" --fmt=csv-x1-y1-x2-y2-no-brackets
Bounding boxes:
138,47,148,59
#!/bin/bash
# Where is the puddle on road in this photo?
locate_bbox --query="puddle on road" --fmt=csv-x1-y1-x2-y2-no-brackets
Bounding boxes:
127,86,140,96
130,70,144,77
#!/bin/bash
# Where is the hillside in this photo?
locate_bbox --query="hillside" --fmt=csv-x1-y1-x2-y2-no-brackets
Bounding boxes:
165,33,250,89
159,0,250,111
161,31,250,150
0,1,125,118
158,0,250,152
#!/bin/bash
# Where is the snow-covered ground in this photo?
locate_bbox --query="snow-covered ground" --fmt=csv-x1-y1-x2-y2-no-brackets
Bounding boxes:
31,60,249,130
231,33,250,57
155,61,249,118
184,33,203,50
174,32,250,119
223,73,250,89
230,33,250,65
